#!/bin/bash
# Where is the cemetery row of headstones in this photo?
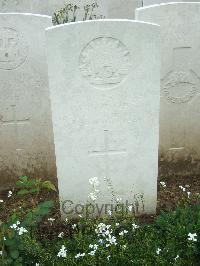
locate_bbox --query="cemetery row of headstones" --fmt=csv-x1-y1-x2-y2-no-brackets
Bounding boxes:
1,2,200,215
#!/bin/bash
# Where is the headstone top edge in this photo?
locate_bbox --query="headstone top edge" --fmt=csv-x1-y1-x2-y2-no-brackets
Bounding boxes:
136,2,200,12
45,19,160,33
0,13,52,20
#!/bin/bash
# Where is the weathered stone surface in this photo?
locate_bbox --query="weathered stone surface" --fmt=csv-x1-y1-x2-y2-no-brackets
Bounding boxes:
0,0,142,19
143,0,200,6
46,20,160,216
0,14,56,191
136,3,200,176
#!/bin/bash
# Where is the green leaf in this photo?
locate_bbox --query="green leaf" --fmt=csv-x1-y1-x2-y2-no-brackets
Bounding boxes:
16,180,25,187
26,179,37,187
19,176,28,182
42,181,57,192
17,189,29,195
29,188,40,193
10,249,19,259
5,238,17,247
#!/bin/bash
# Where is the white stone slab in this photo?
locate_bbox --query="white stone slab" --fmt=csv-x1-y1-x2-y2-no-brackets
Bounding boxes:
0,13,55,190
136,3,200,174
142,0,200,6
46,20,160,216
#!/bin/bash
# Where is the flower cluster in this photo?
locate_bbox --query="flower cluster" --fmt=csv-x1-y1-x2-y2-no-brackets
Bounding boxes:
119,230,128,236
10,221,28,236
57,245,67,258
88,244,98,255
95,223,117,247
88,177,100,201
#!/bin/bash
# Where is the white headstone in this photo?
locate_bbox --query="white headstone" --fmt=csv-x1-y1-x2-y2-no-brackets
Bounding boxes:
46,20,160,216
0,13,55,190
136,3,200,175
0,0,142,19
142,0,200,6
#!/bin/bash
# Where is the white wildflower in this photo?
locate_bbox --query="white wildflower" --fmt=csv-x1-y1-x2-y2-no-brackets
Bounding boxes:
116,197,122,203
72,224,77,229
48,218,55,225
88,192,97,201
115,223,119,227
175,255,179,260
89,244,98,250
75,253,85,259
132,223,139,230
179,185,186,192
89,177,99,187
88,250,96,256
188,233,197,242
122,244,127,249
160,181,166,187
57,245,67,258
10,223,18,229
107,235,117,245
0,199,3,203
8,191,12,198
128,205,133,212
156,248,161,255
18,227,28,236
187,192,191,198
107,255,110,260
58,232,64,238
119,230,128,236
107,210,112,216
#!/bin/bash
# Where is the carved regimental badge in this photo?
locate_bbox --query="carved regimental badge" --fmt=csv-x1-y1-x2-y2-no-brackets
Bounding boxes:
79,37,131,89
0,27,28,70
162,71,200,104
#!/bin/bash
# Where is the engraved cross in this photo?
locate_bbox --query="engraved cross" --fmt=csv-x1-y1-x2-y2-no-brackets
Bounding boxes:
89,130,126,177
0,104,30,152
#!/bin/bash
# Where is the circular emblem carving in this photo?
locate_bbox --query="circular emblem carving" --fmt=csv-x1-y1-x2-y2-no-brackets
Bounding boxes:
162,71,199,104
0,27,28,70
79,37,131,89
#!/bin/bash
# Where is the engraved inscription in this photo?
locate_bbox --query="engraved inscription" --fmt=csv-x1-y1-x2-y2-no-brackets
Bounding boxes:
0,105,30,152
163,71,199,104
0,27,28,70
89,130,126,177
79,37,131,88
162,47,200,104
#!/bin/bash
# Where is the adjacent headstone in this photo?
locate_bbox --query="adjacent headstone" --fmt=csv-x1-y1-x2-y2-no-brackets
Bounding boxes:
0,0,142,19
143,0,200,6
46,20,160,216
0,13,56,191
136,3,200,175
